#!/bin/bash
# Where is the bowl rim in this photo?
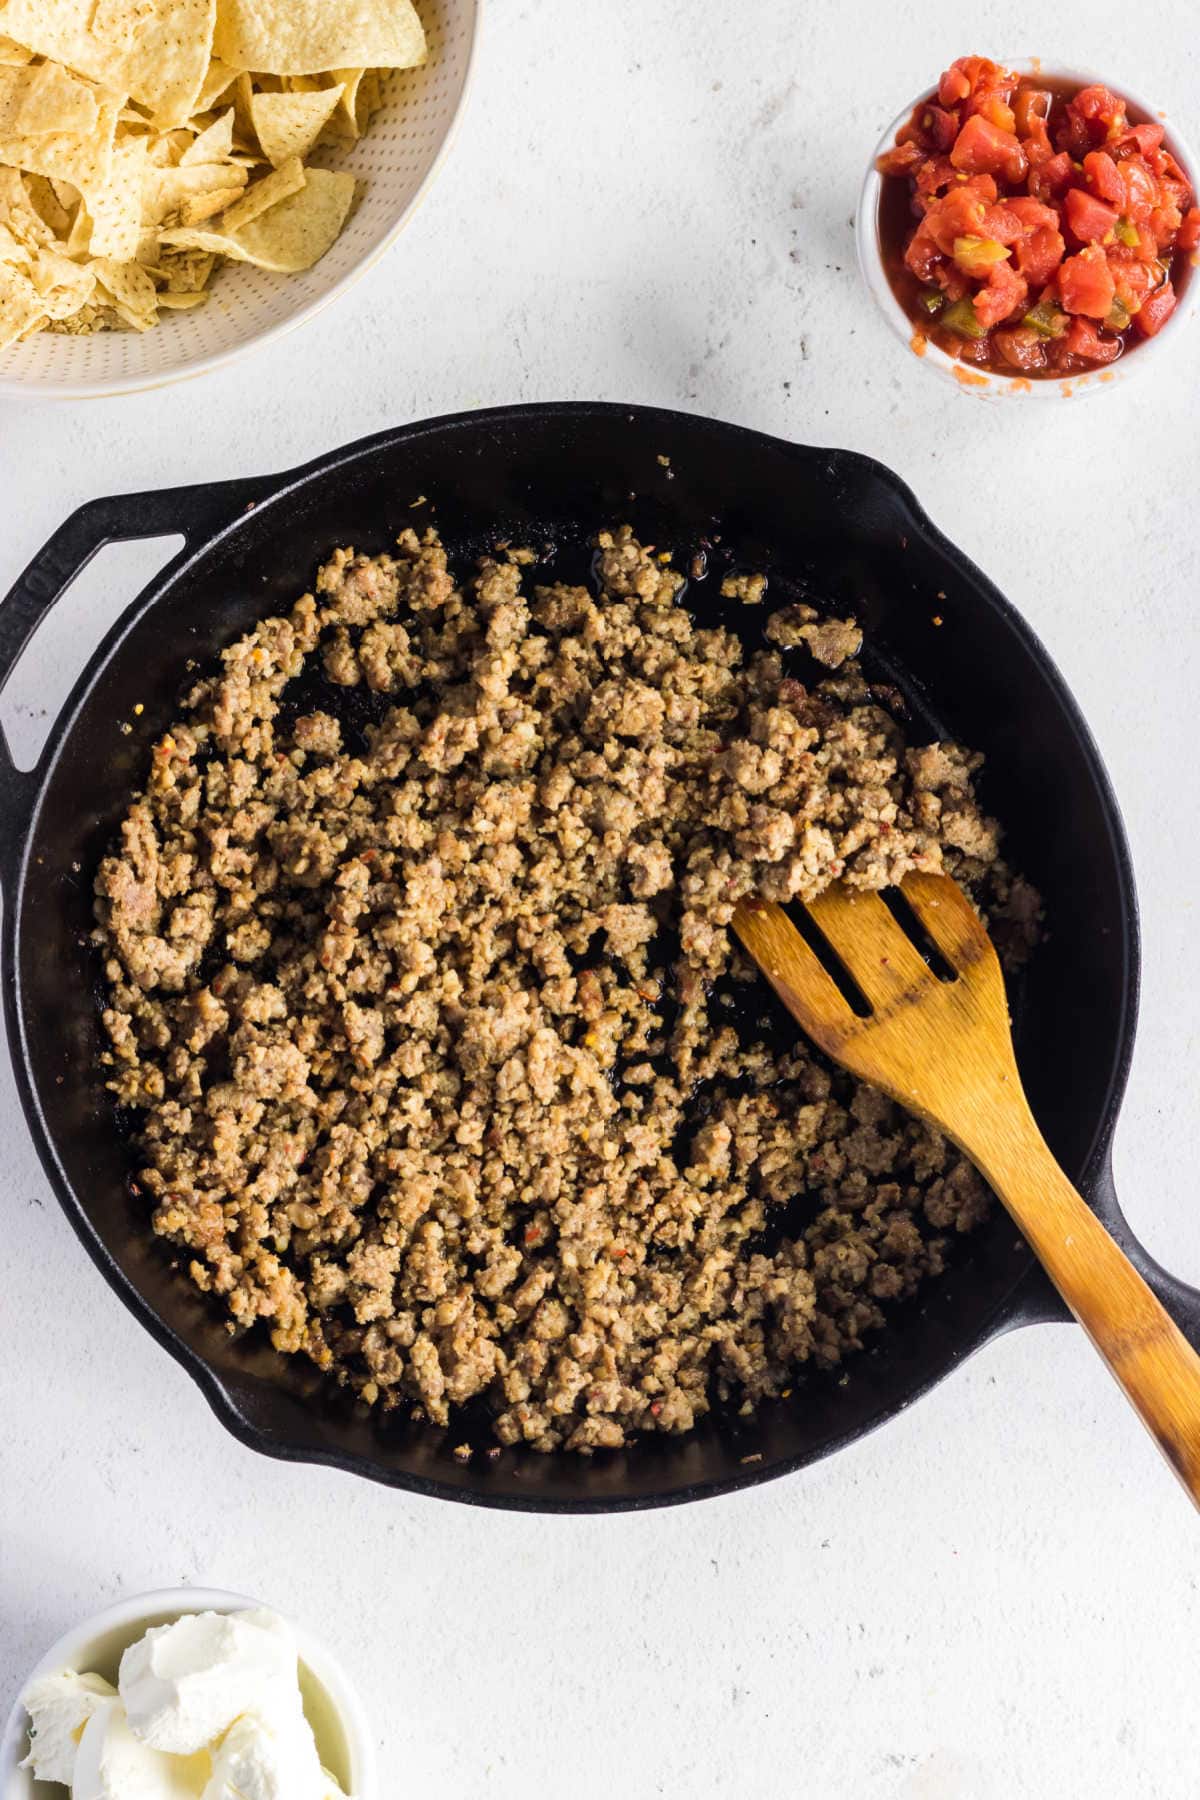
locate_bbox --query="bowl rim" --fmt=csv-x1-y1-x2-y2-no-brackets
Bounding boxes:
856,56,1200,398
0,1586,377,1798
0,0,484,403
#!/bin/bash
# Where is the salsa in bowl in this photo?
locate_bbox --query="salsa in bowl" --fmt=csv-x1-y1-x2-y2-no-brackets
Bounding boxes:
859,56,1199,391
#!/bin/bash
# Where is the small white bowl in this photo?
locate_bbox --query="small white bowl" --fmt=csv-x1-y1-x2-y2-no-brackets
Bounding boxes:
856,59,1200,399
0,0,481,400
0,1588,376,1799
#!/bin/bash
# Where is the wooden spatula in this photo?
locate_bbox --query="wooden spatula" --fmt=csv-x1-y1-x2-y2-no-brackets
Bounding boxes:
733,869,1200,1507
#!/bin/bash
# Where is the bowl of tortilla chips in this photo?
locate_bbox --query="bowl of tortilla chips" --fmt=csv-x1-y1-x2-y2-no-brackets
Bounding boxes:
0,0,479,397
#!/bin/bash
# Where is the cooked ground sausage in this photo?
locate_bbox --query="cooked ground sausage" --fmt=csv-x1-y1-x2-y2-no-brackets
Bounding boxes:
94,527,1038,1452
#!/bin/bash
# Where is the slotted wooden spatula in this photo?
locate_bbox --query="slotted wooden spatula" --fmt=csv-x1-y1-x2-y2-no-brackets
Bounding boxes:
733,870,1200,1507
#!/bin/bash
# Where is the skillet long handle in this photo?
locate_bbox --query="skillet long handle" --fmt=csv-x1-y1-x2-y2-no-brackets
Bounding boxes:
0,477,273,890
971,1104,1200,1508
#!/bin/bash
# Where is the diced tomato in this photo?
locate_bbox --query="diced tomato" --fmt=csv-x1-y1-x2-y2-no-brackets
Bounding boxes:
876,141,924,178
1127,121,1166,156
992,325,1047,371
1156,154,1193,205
979,203,1025,245
938,65,971,108
1015,224,1066,285
1029,151,1074,201
1057,246,1116,316
950,114,1028,183
1134,279,1178,336
1149,201,1183,250
1107,251,1159,314
903,220,942,281
947,56,1016,110
966,173,998,203
1083,150,1124,205
1056,109,1091,160
921,105,960,152
972,259,1027,327
1005,195,1060,230
914,154,959,197
1070,84,1127,139
1064,186,1120,244
974,92,1017,136
1119,159,1158,221
902,106,959,155
924,183,992,253
1013,88,1051,138
1061,317,1122,363
1021,116,1054,167
931,262,970,301
876,61,1191,381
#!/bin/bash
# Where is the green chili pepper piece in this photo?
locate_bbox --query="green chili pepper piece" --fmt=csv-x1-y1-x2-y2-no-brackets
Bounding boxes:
940,297,987,340
1022,298,1068,338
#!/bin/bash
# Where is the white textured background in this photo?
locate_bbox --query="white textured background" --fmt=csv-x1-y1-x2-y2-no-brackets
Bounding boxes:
2,5,1199,1797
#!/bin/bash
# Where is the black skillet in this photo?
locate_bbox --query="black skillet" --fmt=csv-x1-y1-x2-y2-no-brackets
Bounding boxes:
2,401,1197,1512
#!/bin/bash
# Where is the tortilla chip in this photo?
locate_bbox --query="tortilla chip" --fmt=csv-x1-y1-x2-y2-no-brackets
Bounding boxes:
154,288,206,308
178,182,243,224
0,36,34,66
218,155,304,231
28,244,96,317
322,70,356,140
151,244,214,289
145,158,248,227
0,59,101,138
355,68,382,131
66,201,92,255
91,253,157,327
0,0,217,127
0,90,121,194
227,166,355,270
213,0,425,77
194,56,237,114
87,132,147,257
23,172,74,234
146,128,191,168
0,259,47,348
160,165,353,271
249,86,343,169
154,245,215,290
0,219,32,263
181,106,234,166
0,167,57,247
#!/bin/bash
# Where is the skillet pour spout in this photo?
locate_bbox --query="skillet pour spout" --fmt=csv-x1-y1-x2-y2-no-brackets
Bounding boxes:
1,401,1197,1511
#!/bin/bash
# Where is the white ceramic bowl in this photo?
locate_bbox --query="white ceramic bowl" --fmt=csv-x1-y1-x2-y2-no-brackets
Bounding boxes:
0,0,480,400
857,59,1200,400
0,1588,376,1799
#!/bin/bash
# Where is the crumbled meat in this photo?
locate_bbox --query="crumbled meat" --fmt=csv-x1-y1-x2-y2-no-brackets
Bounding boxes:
94,525,1037,1452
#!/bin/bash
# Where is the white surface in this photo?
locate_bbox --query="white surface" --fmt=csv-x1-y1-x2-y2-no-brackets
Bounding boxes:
0,0,479,397
0,6,1198,1798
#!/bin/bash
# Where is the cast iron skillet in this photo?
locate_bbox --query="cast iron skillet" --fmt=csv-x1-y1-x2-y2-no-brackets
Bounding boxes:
2,401,1197,1512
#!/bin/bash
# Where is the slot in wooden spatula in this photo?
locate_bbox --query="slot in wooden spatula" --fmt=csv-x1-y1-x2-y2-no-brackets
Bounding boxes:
733,870,1200,1507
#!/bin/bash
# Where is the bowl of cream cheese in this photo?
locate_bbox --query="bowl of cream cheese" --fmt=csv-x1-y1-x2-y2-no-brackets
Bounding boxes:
0,1589,375,1800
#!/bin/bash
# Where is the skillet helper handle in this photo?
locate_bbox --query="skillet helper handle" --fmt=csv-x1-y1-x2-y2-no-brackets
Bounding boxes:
0,479,272,888
973,1106,1200,1510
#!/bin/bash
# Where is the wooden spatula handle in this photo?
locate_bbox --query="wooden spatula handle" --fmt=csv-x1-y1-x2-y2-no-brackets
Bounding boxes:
970,1104,1200,1503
